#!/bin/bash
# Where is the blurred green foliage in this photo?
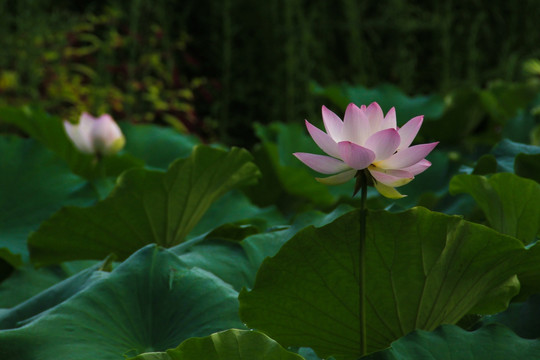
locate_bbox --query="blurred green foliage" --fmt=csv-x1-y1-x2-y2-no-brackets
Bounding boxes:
0,1,210,137
2,0,540,145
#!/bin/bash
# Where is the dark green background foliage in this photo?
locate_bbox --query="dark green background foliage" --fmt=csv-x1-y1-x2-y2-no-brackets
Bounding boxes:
2,0,540,144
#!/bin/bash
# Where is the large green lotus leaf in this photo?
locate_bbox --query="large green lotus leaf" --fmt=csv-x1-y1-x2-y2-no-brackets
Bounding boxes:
0,245,243,360
467,275,520,314
449,173,540,244
362,324,540,360
175,205,354,292
28,145,259,266
0,136,96,261
0,262,106,329
128,329,305,360
515,153,540,184
120,123,200,170
0,105,143,178
175,237,256,293
491,139,540,172
239,207,525,359
240,204,355,274
188,190,286,239
0,262,96,308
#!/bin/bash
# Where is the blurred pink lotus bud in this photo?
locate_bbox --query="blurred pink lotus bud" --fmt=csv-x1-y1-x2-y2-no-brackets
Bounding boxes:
294,103,438,199
64,112,125,156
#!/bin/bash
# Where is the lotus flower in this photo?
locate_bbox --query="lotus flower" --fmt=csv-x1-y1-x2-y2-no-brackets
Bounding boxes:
293,103,438,199
64,112,125,156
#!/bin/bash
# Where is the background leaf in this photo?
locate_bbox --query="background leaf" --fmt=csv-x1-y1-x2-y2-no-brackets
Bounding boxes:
0,248,22,281
311,83,445,124
509,241,540,300
514,153,540,183
481,293,540,339
243,142,337,212
28,145,259,265
188,190,285,238
449,173,540,244
491,139,540,173
0,136,96,261
121,123,200,170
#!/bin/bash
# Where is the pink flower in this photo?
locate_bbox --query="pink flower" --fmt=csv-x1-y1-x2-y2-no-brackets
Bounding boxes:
64,112,125,156
293,103,438,199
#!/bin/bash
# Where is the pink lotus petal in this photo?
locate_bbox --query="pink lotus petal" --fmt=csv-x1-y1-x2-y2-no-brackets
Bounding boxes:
373,181,406,199
316,169,356,185
305,120,340,158
343,103,370,145
401,159,432,175
293,152,350,174
368,167,413,187
380,107,397,130
397,116,424,151
64,114,95,154
79,113,97,148
91,114,125,155
64,121,93,154
337,141,376,170
322,106,344,142
364,128,401,162
79,112,95,127
93,114,123,141
376,142,439,170
365,102,384,133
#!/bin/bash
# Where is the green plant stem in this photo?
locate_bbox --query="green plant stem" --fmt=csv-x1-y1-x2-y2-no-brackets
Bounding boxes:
92,155,109,200
96,154,105,176
359,170,367,356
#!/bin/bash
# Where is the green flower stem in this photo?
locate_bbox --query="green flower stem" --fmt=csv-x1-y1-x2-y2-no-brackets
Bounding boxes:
354,170,368,357
359,170,367,356
92,155,110,200
95,154,106,177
